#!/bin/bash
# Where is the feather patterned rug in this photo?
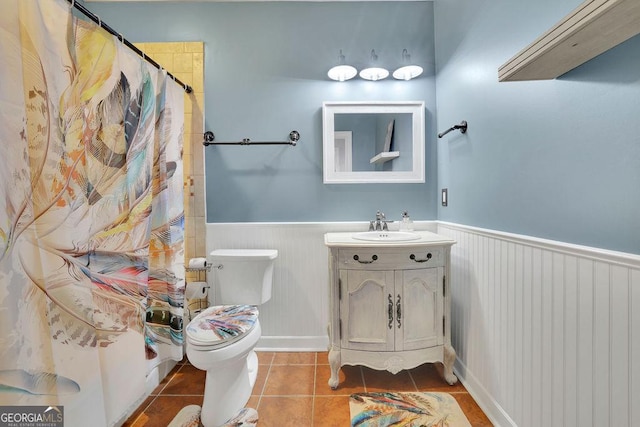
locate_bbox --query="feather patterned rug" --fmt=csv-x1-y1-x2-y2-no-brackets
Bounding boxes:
350,392,471,427
167,405,258,427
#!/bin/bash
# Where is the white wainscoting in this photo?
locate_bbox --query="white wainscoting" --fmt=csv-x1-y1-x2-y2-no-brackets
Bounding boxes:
204,220,639,426
437,222,640,427
205,221,439,351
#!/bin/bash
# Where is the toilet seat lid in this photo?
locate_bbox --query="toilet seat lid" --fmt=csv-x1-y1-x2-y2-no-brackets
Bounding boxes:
186,304,259,346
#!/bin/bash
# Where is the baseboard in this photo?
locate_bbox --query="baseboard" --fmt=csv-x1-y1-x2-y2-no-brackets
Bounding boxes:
256,335,330,352
454,359,516,427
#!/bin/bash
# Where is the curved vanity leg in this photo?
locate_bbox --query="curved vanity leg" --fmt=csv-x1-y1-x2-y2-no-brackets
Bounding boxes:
328,346,341,389
443,344,458,385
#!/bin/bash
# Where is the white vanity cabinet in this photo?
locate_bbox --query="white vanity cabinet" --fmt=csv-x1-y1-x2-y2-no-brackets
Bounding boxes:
324,232,457,388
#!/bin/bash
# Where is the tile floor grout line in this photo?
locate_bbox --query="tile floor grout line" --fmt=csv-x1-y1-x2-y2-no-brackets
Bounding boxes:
255,353,274,408
359,366,367,393
271,363,316,366
408,369,419,391
130,363,185,425
154,365,180,396
126,394,158,426
310,352,318,425
156,393,205,396
259,394,316,397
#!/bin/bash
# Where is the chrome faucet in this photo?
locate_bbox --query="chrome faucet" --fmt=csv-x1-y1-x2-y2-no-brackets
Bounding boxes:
369,210,392,231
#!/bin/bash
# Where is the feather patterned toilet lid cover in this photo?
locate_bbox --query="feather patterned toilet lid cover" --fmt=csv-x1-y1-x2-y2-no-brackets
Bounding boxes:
186,305,259,344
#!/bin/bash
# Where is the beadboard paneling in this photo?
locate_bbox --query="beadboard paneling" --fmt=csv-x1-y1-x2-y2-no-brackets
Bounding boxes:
437,222,640,427
205,222,439,350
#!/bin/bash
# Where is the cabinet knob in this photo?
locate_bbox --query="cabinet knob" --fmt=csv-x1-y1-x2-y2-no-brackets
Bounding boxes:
409,253,432,263
353,254,378,264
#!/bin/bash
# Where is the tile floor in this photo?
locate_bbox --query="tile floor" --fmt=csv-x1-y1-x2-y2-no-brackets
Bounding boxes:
124,351,492,426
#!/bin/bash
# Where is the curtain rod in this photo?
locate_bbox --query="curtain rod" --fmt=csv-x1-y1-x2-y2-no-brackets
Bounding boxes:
65,0,192,94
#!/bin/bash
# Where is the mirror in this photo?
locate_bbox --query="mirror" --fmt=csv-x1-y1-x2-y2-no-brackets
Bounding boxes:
322,101,425,184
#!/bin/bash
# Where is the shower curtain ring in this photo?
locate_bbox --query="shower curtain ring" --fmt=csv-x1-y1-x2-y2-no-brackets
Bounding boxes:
70,0,75,9
98,16,102,27
118,33,124,43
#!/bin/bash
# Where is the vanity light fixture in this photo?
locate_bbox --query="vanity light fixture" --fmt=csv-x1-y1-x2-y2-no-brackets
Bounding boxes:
393,49,423,80
359,49,389,81
327,50,358,82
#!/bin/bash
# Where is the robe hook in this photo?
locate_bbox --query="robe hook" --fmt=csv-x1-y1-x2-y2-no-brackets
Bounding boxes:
438,120,468,138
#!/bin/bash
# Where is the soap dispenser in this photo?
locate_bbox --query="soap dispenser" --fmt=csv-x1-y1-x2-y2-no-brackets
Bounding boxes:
400,211,414,231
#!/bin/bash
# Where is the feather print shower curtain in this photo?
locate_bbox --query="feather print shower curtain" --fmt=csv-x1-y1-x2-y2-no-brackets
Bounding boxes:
0,0,185,425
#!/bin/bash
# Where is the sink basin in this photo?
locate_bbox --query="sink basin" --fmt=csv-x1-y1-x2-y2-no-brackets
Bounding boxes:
352,231,421,242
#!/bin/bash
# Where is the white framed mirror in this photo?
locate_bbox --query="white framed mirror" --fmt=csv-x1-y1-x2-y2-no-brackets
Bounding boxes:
322,101,425,184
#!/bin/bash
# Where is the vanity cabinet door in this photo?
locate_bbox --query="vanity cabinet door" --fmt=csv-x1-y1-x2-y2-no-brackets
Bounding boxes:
395,267,444,351
340,269,395,352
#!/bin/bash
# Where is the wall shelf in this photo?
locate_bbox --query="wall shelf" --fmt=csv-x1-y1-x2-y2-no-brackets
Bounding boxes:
370,151,399,164
499,0,640,82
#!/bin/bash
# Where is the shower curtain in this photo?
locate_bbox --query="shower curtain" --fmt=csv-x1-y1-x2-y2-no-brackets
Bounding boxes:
0,0,185,425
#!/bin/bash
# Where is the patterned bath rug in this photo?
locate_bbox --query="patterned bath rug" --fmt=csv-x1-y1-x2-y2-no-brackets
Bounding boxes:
168,405,201,427
168,405,258,427
350,392,471,427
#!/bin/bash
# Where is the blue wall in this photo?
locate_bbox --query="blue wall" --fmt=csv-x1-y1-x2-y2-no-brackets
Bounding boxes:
434,0,640,254
87,1,438,224
88,0,639,254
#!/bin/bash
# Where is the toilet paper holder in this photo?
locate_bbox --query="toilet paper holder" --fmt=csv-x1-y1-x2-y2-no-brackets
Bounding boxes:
185,264,223,273
185,264,212,273
184,261,212,320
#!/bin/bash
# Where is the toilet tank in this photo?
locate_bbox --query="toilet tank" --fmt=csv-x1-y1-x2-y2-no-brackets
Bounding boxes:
208,249,278,305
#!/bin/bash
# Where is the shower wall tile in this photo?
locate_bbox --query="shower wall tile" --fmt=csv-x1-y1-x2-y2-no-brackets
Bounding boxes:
192,146,204,177
173,54,193,73
183,93,193,114
190,113,203,142
182,154,192,181
183,112,192,137
150,53,174,71
192,53,204,92
193,176,206,218
194,221,206,256
172,72,193,88
193,93,204,112
142,42,184,53
184,42,203,53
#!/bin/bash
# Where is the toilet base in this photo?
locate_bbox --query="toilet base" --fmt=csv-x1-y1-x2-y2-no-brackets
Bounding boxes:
199,350,259,427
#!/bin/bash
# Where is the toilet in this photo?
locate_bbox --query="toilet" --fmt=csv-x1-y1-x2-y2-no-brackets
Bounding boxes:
185,249,277,427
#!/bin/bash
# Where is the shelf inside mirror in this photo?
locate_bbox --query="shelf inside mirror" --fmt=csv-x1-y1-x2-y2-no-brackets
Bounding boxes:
370,151,399,164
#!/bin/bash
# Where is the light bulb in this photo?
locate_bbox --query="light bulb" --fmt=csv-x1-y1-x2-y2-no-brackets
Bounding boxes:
393,49,423,80
328,50,357,81
359,50,388,81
